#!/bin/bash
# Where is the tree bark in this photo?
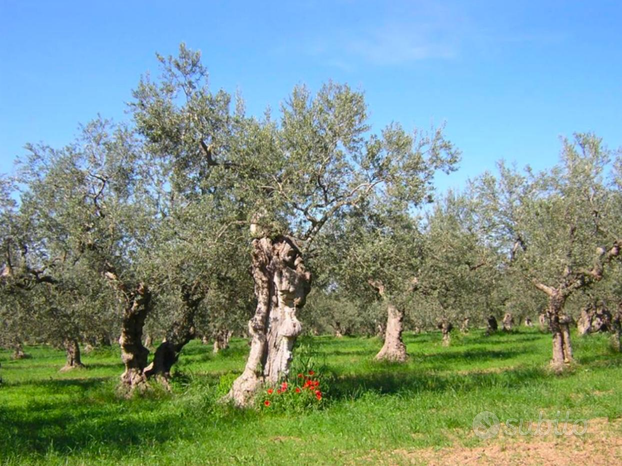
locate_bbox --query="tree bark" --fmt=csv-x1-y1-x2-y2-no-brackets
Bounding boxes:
144,282,203,381
538,313,549,332
375,303,407,362
612,306,622,352
118,283,152,389
502,312,514,332
577,308,592,335
486,315,498,335
546,292,574,372
524,317,533,327
213,329,233,353
439,320,453,346
11,342,26,360
60,338,84,371
225,236,311,406
460,317,470,334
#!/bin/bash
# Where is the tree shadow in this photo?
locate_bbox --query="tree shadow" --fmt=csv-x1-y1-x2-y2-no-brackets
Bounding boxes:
327,366,548,401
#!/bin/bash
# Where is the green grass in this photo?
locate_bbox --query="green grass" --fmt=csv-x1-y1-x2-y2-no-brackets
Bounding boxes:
1,328,621,465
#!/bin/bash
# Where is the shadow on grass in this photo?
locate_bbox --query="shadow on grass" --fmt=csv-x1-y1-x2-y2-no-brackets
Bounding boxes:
328,366,549,401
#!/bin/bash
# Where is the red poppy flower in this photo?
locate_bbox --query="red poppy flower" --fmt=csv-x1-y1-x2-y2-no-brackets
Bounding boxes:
298,373,304,378
316,393,322,401
276,389,282,394
267,388,274,394
281,382,288,390
264,400,271,406
315,390,321,396
295,387,301,393
308,370,315,376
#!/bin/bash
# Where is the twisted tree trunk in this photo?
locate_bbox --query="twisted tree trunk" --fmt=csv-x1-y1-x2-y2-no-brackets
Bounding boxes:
11,342,26,360
545,292,573,372
60,338,84,371
539,313,549,332
369,279,407,362
144,283,204,382
225,236,311,406
460,317,470,334
439,319,453,346
486,315,498,335
118,283,152,389
213,329,233,353
376,303,407,362
502,312,514,332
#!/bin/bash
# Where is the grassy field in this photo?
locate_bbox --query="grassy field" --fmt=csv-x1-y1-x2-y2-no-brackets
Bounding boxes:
1,328,621,465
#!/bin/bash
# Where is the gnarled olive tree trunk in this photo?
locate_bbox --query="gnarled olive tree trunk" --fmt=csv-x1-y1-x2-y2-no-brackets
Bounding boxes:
60,338,84,371
438,319,453,346
213,329,233,353
544,292,573,372
612,306,622,352
502,312,514,332
118,283,152,389
539,312,549,332
460,317,470,334
369,280,407,362
11,342,26,360
486,315,498,335
376,303,407,362
144,283,204,382
225,236,311,406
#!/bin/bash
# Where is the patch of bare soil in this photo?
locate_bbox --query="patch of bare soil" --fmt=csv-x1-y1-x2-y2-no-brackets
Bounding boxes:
394,418,622,465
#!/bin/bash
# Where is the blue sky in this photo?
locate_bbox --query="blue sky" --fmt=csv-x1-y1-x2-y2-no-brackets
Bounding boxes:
1,0,621,192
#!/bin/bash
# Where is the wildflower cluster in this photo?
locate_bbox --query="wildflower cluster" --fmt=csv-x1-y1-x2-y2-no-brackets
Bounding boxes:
261,371,324,412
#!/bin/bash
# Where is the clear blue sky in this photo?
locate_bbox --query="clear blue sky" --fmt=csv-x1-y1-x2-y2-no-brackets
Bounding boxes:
1,0,621,192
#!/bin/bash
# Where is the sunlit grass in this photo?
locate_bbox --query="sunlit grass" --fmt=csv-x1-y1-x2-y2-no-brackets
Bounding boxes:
1,328,621,464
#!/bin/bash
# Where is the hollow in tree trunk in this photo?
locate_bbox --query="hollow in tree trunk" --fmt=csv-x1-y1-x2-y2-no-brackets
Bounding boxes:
118,283,152,390
60,338,84,371
225,236,311,406
376,303,407,362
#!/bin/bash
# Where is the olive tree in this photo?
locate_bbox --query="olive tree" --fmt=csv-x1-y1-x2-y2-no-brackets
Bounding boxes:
471,134,621,371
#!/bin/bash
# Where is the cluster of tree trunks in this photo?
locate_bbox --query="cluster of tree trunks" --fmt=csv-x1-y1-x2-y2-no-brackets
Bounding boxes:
577,303,613,335
213,329,233,353
225,235,311,406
